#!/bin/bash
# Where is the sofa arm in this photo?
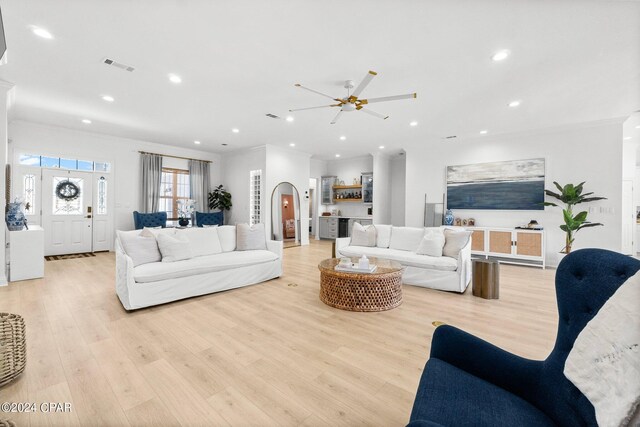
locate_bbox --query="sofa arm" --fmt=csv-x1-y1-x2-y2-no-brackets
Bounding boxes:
456,239,472,292
335,237,351,257
115,238,135,310
430,325,543,401
266,239,283,259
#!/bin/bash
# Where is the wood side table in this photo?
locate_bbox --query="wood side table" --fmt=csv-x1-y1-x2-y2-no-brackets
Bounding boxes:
472,259,500,299
318,257,403,312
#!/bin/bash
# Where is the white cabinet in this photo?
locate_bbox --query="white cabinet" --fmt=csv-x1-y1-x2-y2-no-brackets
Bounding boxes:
468,227,545,268
7,225,45,281
319,217,338,239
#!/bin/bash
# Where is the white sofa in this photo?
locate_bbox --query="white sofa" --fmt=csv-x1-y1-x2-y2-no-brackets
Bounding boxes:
115,226,283,310
335,225,472,293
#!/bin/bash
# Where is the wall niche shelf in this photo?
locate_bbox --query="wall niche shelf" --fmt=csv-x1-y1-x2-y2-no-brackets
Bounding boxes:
333,184,362,190
333,198,362,203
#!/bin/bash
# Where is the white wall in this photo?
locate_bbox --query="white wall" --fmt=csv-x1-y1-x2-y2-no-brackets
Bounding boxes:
0,81,13,285
405,120,624,266
390,155,406,226
372,153,391,224
309,159,327,238
8,121,222,236
220,146,266,226
325,155,373,217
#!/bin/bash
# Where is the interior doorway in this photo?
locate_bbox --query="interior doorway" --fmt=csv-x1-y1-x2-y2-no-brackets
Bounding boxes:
271,182,301,249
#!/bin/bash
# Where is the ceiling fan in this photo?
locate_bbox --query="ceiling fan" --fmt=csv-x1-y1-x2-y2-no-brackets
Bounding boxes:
290,70,416,124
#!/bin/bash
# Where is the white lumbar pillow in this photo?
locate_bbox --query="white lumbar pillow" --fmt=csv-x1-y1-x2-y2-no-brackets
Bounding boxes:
416,229,445,257
139,227,176,238
217,225,237,252
389,227,425,252
236,223,267,251
177,227,222,257
350,222,377,247
442,229,472,258
117,230,161,267
376,224,392,248
564,269,640,427
156,233,192,262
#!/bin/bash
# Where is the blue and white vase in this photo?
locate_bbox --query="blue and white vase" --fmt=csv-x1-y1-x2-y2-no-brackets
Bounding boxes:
444,209,454,226
6,202,26,231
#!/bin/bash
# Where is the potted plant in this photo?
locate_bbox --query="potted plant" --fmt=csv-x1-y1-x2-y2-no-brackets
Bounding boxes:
177,199,196,227
208,185,232,223
543,182,606,254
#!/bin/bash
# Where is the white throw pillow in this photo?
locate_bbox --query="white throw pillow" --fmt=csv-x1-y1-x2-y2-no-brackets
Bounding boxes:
442,229,472,258
350,223,377,247
389,227,426,252
139,227,176,238
217,225,237,252
236,223,267,251
376,224,392,248
117,230,161,267
564,270,640,427
416,229,445,257
156,233,192,262
177,227,222,257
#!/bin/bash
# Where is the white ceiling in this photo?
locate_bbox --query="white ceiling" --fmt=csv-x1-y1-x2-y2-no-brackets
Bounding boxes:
0,0,638,160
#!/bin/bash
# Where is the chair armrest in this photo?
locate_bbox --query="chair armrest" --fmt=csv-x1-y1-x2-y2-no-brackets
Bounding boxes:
335,237,351,257
266,239,283,259
430,325,543,400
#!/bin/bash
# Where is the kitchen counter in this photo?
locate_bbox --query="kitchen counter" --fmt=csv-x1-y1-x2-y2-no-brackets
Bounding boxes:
320,216,373,220
319,216,373,239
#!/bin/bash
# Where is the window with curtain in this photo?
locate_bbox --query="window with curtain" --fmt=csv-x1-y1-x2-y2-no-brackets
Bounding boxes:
159,168,190,220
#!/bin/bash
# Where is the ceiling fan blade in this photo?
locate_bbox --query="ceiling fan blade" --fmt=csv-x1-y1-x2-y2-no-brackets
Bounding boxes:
351,70,377,98
359,108,389,120
294,83,341,101
330,110,344,125
360,93,417,104
289,104,341,112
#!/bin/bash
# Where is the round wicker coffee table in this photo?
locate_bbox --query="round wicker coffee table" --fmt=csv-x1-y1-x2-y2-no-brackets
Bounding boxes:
318,257,403,312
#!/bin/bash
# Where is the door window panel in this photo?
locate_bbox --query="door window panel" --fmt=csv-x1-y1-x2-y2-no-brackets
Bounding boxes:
97,176,107,215
23,174,36,215
52,177,83,215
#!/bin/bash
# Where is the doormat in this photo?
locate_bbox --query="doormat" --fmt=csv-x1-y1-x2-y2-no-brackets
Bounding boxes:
45,252,96,261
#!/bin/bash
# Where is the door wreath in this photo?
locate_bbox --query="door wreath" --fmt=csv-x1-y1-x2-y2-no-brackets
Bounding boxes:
55,180,81,201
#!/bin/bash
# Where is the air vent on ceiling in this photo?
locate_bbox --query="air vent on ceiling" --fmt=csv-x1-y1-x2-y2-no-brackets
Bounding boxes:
265,113,281,119
102,57,135,72
444,135,457,139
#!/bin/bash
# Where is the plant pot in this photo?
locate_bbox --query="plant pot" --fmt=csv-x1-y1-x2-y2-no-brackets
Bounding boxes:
178,218,189,227
6,202,26,231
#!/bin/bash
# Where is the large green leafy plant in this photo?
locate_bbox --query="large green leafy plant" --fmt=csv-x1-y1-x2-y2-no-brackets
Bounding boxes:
208,185,232,211
543,182,606,254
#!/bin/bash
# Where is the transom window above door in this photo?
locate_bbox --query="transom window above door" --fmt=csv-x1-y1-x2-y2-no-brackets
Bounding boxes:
159,168,190,220
19,154,111,172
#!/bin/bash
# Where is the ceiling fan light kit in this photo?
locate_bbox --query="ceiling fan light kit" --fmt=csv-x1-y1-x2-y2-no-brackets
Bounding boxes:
290,70,416,124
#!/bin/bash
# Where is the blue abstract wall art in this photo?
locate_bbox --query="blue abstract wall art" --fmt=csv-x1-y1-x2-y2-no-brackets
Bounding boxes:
446,158,545,210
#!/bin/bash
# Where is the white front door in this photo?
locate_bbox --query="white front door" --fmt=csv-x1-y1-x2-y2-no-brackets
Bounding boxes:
42,169,93,256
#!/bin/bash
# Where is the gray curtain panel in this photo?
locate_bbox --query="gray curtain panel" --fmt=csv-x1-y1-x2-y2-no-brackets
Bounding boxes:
189,159,211,215
140,153,162,212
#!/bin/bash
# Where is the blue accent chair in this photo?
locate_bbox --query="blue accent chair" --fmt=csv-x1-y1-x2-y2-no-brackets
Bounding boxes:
408,249,640,427
132,211,167,230
194,211,223,227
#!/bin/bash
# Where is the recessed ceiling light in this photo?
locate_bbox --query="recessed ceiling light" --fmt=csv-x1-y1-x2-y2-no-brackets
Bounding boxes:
379,146,385,149
339,136,346,141
491,50,510,62
102,95,114,102
168,74,182,84
31,26,53,39
624,137,632,140
508,100,521,108
479,130,488,134
285,116,294,122
194,140,201,145
335,154,341,158
232,128,240,133
289,143,295,147
409,121,418,127
81,119,91,124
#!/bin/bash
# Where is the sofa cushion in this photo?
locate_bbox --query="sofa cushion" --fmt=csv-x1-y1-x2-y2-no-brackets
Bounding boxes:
177,227,222,257
236,223,267,251
389,226,425,252
117,230,161,267
217,225,237,252
409,358,556,427
156,233,193,262
443,229,472,258
417,229,445,257
133,250,279,283
375,224,392,248
351,222,377,247
339,246,457,271
140,227,176,239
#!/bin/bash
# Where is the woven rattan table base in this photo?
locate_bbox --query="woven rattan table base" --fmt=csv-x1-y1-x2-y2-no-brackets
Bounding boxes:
319,269,403,312
0,313,26,388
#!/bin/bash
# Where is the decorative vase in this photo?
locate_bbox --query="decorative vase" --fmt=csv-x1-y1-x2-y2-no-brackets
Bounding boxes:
444,209,454,226
178,218,189,227
6,202,26,231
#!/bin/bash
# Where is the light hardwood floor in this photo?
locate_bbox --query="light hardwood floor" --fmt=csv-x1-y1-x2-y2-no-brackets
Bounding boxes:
0,240,559,426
